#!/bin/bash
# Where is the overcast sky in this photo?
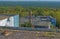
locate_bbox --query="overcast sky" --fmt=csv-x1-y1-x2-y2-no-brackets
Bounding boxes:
0,0,60,1
41,0,60,1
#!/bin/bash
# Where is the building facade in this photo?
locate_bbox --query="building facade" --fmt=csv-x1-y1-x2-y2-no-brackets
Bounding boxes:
32,16,56,29
20,16,56,29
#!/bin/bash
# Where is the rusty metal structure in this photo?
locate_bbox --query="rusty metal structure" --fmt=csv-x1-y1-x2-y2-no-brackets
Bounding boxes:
29,10,32,24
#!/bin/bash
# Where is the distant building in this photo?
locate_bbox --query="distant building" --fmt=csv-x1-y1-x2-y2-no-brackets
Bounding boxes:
32,16,56,29
20,16,56,29
0,14,19,27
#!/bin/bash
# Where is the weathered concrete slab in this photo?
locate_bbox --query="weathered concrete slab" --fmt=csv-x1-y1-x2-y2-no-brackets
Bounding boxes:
0,30,60,39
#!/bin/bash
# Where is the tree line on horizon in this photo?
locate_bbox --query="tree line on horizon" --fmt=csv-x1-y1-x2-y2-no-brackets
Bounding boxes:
0,6,60,28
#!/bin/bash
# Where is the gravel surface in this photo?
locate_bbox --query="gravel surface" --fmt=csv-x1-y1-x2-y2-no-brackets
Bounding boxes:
0,30,60,39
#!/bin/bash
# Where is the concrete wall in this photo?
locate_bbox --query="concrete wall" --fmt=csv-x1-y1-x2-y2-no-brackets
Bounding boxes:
0,18,7,26
0,15,19,27
6,16,14,27
14,15,19,27
0,16,14,27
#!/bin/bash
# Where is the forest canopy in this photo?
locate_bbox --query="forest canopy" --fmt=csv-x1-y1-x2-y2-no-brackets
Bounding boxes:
0,6,60,28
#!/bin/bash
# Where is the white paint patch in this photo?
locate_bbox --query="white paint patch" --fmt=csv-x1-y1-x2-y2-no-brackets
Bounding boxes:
0,18,7,26
5,16,14,27
0,16,14,27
